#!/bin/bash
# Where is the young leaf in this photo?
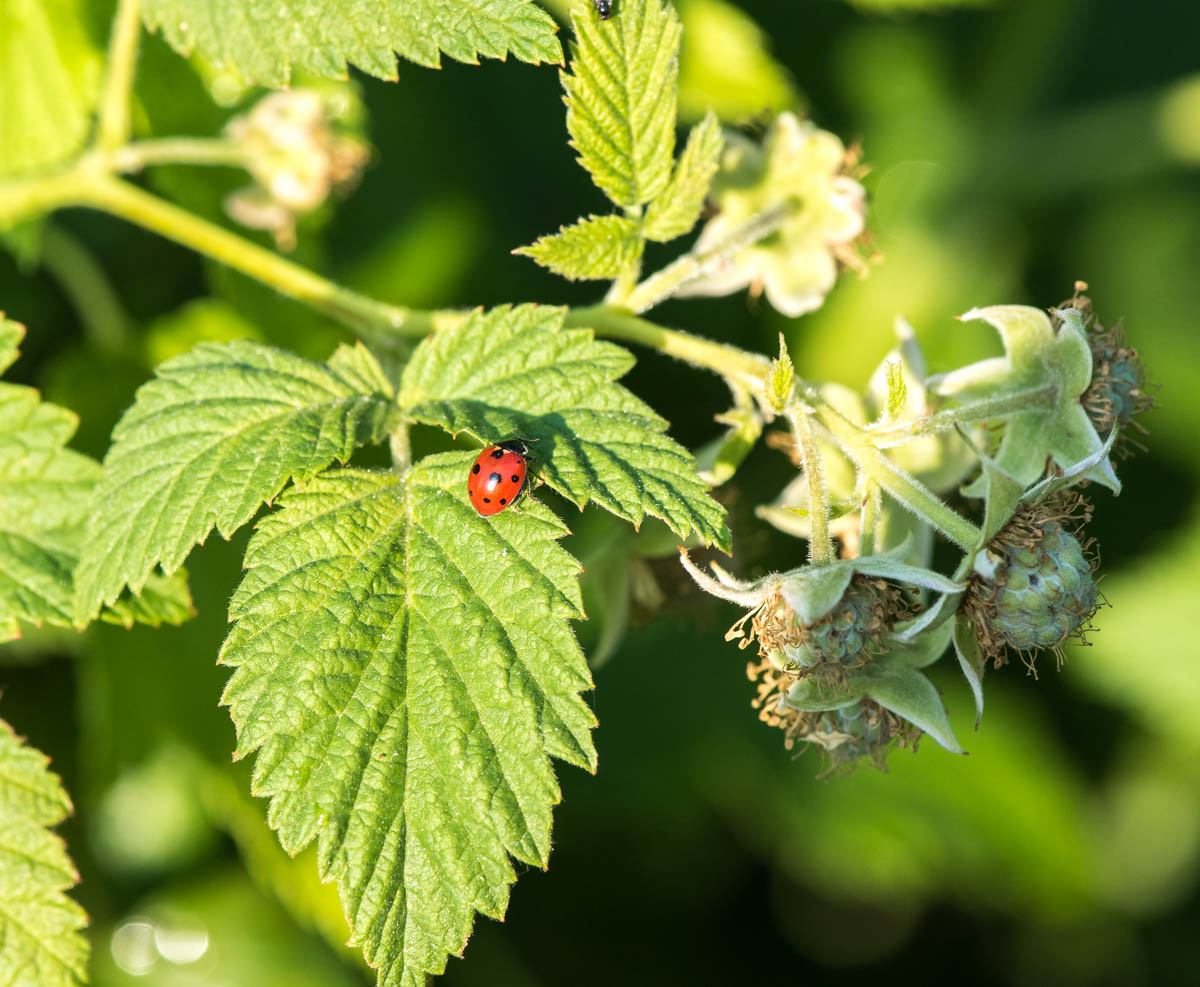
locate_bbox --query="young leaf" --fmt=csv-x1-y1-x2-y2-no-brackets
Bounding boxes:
514,214,641,280
0,719,88,986
399,304,729,551
220,459,596,986
74,341,396,622
142,0,562,87
0,0,102,177
563,0,681,208
642,111,723,242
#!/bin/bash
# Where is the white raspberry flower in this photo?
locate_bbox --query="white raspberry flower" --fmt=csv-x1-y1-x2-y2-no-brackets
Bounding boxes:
680,112,867,317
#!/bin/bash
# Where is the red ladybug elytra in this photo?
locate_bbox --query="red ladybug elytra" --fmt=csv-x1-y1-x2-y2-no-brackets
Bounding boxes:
467,439,531,516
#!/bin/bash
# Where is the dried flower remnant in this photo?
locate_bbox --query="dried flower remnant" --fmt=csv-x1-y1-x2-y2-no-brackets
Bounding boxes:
224,89,368,249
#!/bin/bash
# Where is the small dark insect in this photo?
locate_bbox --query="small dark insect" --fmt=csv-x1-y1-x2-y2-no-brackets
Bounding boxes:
594,0,612,19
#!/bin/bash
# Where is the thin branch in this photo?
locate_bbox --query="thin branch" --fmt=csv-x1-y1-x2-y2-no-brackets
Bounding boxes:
96,0,143,151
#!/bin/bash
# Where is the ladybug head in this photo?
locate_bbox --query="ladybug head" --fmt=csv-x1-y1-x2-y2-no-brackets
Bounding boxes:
497,438,532,457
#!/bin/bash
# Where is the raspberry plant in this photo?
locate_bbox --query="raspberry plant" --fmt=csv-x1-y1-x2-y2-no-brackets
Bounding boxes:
0,0,1155,984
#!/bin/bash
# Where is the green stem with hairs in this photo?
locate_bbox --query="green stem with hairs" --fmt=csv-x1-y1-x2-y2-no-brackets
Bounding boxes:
814,397,981,551
622,202,789,314
565,306,770,391
787,405,833,564
111,139,252,173
867,383,1058,447
0,170,433,341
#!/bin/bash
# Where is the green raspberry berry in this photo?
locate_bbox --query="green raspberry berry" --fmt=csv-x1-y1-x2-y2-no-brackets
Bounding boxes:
784,577,891,669
966,493,1099,666
1059,290,1153,447
797,701,918,773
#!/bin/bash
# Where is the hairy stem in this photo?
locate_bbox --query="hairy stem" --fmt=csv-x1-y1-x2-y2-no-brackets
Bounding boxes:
787,405,833,564
858,479,881,558
111,139,252,173
0,171,435,340
96,0,143,151
868,383,1058,447
389,422,412,473
815,398,981,551
566,305,770,392
623,203,789,314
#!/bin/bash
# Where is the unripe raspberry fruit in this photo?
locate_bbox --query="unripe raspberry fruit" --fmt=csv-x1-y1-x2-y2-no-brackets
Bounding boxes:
1056,290,1152,446
790,577,892,668
1083,320,1152,442
966,494,1098,664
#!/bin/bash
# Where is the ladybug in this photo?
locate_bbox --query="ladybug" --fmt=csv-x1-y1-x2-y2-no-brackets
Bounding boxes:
467,439,532,516
594,0,612,19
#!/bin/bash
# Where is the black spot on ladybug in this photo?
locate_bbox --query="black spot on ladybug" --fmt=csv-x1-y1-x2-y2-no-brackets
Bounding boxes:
472,463,480,474
491,448,505,459
500,498,507,505
484,497,491,504
511,474,520,482
489,472,502,486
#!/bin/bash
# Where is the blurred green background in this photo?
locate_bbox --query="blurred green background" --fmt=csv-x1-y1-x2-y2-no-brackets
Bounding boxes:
2,0,1199,983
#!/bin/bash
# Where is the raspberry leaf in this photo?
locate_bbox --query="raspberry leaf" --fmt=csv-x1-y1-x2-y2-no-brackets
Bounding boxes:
0,0,102,177
563,0,681,208
0,319,192,640
220,459,595,986
642,111,723,242
142,0,562,87
0,719,88,986
399,304,729,551
514,214,642,280
73,340,396,623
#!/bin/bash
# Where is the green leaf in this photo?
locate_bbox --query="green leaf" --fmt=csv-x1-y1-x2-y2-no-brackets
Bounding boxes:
100,569,196,629
0,0,103,178
642,111,723,242
0,718,88,986
0,319,195,642
399,304,728,551
562,0,681,208
514,214,641,280
142,0,562,87
74,340,396,622
695,404,762,487
220,459,596,986
0,319,97,639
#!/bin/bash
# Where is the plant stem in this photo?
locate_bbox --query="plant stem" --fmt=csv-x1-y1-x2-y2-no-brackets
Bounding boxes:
859,479,881,557
96,0,143,152
622,203,789,314
815,397,981,551
111,139,251,173
787,405,833,564
39,225,136,357
867,383,1057,447
77,177,428,339
389,422,412,472
565,306,770,392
